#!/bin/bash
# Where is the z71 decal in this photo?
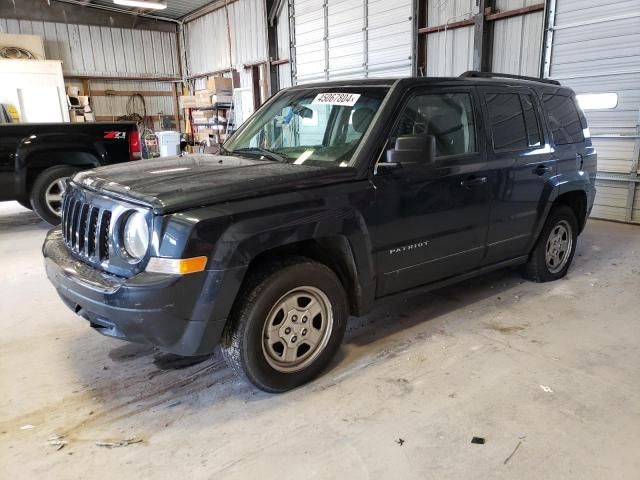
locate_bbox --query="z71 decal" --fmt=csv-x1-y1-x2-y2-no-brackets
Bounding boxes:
103,131,127,139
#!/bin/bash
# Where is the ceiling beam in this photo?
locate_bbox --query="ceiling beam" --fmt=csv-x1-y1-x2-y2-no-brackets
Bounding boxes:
0,0,177,31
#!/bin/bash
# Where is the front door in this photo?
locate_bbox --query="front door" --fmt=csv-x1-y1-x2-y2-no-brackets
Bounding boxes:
365,88,492,297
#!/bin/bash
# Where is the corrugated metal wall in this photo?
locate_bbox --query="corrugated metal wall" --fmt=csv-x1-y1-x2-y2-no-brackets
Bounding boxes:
492,0,543,76
290,0,413,84
547,0,640,223
0,17,179,77
424,0,544,77
276,7,293,89
426,0,475,76
86,80,176,119
183,0,269,89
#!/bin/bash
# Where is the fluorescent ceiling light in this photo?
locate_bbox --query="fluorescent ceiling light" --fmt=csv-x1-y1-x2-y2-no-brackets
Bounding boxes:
113,0,167,10
576,93,618,110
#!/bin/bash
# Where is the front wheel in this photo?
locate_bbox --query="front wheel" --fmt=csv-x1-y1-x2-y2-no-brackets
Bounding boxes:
521,205,578,282
221,258,348,393
30,166,79,225
17,199,32,210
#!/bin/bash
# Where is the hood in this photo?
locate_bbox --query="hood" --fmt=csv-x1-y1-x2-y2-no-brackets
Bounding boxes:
72,154,357,214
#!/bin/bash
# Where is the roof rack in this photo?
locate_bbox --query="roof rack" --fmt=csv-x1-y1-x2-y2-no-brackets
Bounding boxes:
459,71,561,86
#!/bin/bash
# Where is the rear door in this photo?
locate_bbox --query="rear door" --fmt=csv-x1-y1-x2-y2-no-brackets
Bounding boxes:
541,92,595,183
366,87,492,296
479,87,556,265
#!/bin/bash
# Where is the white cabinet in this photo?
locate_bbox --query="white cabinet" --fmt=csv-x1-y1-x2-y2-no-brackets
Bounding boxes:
0,59,69,123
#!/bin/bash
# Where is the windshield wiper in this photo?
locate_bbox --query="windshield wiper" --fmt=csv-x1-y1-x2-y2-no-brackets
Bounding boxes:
229,147,288,163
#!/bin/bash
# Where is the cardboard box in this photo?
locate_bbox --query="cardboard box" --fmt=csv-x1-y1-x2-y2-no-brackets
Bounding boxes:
191,110,215,119
194,90,232,107
211,93,233,105
194,132,214,143
69,110,85,122
206,77,233,95
196,126,224,134
179,96,199,109
195,89,213,107
67,85,80,96
76,95,90,107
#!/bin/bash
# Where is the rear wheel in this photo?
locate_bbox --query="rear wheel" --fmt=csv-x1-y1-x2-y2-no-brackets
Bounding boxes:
30,166,79,225
221,258,348,393
521,205,578,282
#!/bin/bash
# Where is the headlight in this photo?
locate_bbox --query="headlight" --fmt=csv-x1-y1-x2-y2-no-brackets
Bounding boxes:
123,211,149,259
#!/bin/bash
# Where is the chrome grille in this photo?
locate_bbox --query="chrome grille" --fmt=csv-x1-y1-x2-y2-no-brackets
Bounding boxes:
61,193,111,262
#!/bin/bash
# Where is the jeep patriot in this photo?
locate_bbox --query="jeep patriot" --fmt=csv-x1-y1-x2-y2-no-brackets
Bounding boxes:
43,72,596,392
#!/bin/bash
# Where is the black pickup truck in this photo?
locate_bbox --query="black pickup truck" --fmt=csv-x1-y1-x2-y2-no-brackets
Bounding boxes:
0,121,140,224
43,73,596,392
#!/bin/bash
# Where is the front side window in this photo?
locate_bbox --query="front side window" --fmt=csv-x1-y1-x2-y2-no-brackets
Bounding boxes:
392,92,476,157
542,94,584,145
224,88,387,167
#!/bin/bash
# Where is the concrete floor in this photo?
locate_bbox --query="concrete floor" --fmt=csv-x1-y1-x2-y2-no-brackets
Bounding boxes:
1,200,639,479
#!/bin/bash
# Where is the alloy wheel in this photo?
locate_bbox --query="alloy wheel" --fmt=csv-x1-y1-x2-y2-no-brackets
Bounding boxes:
545,220,573,274
44,178,67,218
261,286,334,373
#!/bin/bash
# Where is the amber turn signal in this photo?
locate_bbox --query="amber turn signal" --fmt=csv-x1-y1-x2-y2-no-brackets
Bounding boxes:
146,256,208,275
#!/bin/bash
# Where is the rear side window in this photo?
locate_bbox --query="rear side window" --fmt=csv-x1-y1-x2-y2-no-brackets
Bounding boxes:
485,93,528,151
542,94,584,145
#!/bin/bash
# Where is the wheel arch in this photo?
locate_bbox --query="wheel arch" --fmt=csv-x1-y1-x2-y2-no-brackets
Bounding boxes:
552,190,587,233
243,236,372,317
530,175,590,252
20,150,100,196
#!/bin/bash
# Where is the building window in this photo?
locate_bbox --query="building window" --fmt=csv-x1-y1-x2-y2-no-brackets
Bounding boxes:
576,93,618,110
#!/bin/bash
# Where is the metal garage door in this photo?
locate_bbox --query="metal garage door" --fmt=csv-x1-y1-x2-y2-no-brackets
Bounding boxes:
291,0,413,84
545,0,640,223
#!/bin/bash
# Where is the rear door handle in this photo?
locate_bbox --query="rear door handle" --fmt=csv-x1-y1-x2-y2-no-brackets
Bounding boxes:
460,176,487,188
533,164,552,176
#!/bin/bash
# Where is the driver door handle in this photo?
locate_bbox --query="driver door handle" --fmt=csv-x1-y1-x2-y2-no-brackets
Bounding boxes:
460,176,487,188
534,164,553,176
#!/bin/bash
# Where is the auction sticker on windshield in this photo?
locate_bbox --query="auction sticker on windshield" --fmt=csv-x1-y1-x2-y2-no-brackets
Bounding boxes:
312,93,361,107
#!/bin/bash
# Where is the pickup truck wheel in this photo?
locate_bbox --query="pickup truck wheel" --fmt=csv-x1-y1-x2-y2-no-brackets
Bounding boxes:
30,166,79,225
221,258,348,393
522,205,578,282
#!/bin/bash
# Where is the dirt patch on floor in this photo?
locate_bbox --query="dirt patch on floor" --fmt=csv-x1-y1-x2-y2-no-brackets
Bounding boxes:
484,323,527,335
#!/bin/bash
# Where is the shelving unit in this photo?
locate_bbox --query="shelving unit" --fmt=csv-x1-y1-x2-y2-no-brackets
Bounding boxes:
185,102,234,154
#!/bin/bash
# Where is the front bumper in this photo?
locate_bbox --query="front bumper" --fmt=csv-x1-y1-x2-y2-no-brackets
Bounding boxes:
43,229,244,356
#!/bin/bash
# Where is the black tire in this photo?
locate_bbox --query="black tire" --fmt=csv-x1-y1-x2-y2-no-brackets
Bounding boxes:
221,257,349,393
521,205,578,282
30,166,79,225
17,199,32,210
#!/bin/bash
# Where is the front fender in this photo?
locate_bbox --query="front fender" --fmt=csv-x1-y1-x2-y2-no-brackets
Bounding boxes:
166,184,376,322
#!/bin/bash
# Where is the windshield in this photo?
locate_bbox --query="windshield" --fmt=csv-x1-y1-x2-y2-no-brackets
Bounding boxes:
224,87,388,167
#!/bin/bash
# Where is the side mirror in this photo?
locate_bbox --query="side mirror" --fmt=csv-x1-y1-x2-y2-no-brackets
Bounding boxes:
386,135,436,165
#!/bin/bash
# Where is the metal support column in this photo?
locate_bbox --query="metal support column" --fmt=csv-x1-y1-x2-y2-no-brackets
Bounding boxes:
473,0,494,72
